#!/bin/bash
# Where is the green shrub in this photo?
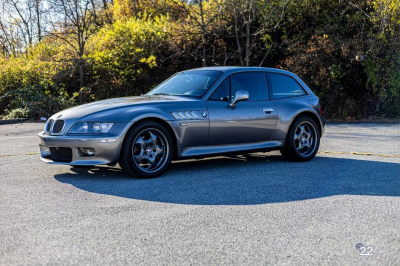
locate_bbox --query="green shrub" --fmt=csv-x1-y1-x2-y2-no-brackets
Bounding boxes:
86,16,171,98
0,80,74,119
0,53,65,115
4,107,30,119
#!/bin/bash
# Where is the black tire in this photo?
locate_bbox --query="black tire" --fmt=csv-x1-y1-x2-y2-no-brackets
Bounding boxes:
119,121,174,178
280,116,320,162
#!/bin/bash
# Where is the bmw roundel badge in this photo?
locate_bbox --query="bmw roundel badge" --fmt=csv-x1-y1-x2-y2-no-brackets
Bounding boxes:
201,111,207,118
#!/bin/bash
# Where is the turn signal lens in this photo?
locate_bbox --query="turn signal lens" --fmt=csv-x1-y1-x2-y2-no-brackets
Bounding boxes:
100,123,113,133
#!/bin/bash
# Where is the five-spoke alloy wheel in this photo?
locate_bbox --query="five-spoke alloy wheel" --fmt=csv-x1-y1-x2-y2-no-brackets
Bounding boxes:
132,128,169,173
120,121,173,178
280,116,320,161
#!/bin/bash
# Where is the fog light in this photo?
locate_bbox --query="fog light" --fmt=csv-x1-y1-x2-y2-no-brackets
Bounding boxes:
40,145,51,158
78,148,96,157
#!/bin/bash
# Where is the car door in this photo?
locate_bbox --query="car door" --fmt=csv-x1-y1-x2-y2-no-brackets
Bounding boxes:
206,72,277,145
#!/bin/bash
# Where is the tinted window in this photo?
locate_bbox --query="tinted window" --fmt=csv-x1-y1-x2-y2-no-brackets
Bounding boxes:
230,72,269,101
269,73,306,99
146,70,222,97
209,78,229,101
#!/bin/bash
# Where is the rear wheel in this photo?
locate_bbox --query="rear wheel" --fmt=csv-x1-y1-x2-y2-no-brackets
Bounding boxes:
119,121,173,178
280,116,320,161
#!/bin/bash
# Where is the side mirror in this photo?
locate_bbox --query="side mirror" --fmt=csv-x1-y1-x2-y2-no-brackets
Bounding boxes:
229,90,249,107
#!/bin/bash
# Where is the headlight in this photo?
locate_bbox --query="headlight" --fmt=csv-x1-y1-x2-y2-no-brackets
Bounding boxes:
68,122,113,134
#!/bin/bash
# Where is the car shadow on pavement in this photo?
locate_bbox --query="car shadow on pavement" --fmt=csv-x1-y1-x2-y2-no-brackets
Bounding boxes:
54,154,400,205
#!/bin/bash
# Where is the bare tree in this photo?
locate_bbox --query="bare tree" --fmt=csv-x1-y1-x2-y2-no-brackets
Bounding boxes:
173,0,223,67
46,0,103,103
231,0,289,66
7,0,34,47
33,0,44,42
0,2,22,56
233,0,244,65
0,0,46,55
0,20,17,56
131,0,140,18
101,0,114,24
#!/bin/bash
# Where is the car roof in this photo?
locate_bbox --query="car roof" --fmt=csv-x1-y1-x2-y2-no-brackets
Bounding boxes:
188,66,295,75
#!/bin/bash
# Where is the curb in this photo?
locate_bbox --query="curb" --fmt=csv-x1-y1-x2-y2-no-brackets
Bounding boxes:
0,118,28,125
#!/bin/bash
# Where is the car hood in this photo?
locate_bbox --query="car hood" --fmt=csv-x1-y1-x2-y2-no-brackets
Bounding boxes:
50,95,194,120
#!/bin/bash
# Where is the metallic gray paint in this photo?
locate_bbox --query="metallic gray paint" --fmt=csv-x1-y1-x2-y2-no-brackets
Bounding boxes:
38,67,326,166
229,90,249,107
39,122,133,165
181,140,284,157
206,100,277,145
271,95,323,141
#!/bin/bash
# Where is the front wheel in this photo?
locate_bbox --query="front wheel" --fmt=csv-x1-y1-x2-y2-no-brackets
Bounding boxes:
280,116,320,162
119,121,174,178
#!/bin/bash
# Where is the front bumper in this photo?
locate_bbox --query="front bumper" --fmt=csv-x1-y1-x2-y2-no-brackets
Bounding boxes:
38,123,132,165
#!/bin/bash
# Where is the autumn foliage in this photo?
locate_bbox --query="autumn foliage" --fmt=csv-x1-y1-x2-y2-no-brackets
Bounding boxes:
0,0,399,119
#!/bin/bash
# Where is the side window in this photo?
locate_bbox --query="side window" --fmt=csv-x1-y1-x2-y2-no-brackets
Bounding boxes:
209,78,229,101
269,73,306,99
230,72,269,101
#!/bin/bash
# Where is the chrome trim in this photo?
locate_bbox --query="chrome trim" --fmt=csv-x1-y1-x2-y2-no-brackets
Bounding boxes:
171,111,208,120
45,119,54,135
263,108,275,113
51,119,65,135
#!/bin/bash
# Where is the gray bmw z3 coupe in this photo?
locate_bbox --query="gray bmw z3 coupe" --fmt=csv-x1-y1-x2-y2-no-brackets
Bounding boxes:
39,67,326,178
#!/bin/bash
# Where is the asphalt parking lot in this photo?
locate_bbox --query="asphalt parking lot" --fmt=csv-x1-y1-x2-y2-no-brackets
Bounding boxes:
1,122,399,265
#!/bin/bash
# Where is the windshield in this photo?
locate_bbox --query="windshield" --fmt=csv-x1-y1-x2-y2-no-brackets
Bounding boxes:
146,70,222,97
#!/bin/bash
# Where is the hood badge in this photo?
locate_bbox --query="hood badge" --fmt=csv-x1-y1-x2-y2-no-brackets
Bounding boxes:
201,111,207,118
57,114,63,119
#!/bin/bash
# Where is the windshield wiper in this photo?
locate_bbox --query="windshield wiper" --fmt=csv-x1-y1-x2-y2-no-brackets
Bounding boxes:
151,93,171,96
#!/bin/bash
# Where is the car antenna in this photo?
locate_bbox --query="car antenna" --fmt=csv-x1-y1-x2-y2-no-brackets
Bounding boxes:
259,44,273,67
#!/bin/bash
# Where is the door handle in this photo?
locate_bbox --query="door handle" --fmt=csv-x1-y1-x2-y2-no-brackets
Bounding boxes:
263,108,274,114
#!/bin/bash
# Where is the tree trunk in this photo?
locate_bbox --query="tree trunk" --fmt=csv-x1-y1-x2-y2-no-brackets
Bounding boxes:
199,0,207,67
132,0,138,18
245,0,256,66
35,0,42,41
234,0,244,66
245,19,250,66
79,61,84,104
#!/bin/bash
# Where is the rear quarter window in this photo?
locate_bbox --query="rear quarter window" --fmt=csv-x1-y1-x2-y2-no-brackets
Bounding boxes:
269,73,306,99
